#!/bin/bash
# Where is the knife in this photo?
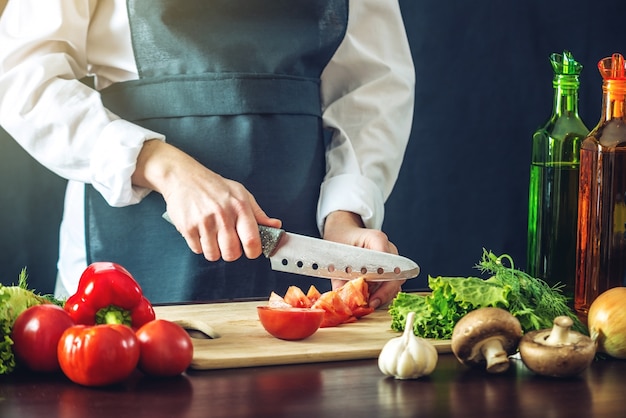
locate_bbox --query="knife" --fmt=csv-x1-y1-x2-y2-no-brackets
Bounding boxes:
162,212,419,281
257,225,419,281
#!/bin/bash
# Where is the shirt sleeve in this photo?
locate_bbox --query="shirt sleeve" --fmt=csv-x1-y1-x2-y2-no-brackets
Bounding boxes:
0,0,163,207
318,0,415,233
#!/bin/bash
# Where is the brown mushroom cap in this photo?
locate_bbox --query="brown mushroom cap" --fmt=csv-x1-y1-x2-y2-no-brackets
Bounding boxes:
451,307,523,372
519,316,596,378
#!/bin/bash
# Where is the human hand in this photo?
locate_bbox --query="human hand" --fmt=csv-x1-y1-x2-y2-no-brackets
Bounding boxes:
323,211,405,309
132,140,281,262
165,175,282,262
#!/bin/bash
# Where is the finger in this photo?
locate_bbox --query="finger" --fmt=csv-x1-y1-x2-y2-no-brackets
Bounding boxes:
166,210,208,256
216,224,243,262
185,236,203,255
362,230,396,254
238,219,263,259
367,281,382,295
369,280,404,309
331,278,348,291
200,231,222,262
178,226,203,255
249,194,282,229
241,194,282,258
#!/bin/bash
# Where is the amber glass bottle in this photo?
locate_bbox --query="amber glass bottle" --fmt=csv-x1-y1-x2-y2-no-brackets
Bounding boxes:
527,51,588,298
574,53,626,318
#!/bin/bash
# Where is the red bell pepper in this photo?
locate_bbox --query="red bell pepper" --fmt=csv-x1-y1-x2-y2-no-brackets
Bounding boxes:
57,323,140,386
64,262,155,328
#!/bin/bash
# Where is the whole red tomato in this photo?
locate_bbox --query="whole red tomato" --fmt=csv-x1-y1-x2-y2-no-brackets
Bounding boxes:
57,324,140,386
11,304,75,372
135,319,194,377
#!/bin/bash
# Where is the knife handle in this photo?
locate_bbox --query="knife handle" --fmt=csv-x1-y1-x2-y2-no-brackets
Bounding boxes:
163,211,283,258
258,225,285,258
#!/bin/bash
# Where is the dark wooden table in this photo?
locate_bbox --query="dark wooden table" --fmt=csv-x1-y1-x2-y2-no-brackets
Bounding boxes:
1,352,623,418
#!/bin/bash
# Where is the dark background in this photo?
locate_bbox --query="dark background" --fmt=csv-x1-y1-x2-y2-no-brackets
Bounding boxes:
1,1,625,293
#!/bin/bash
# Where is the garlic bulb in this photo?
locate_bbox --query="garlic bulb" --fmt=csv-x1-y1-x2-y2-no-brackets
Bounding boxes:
378,311,438,379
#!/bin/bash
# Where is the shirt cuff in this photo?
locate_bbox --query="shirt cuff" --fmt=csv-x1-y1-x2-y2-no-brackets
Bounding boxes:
317,173,385,235
90,119,165,207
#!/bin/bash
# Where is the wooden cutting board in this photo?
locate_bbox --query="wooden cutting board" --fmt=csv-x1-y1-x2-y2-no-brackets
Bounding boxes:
155,300,451,370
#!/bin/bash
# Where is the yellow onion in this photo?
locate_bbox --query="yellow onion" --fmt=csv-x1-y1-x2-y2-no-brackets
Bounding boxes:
587,287,626,359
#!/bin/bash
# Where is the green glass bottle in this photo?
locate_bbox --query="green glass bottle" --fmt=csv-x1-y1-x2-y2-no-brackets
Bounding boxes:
527,51,589,298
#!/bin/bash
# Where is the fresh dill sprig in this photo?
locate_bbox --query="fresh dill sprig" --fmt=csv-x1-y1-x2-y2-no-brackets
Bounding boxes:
476,249,586,334
17,268,28,289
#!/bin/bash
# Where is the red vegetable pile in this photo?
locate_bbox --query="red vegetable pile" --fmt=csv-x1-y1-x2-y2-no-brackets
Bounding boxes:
11,262,193,387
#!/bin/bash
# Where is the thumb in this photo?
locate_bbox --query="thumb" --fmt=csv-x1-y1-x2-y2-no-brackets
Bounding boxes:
249,196,282,229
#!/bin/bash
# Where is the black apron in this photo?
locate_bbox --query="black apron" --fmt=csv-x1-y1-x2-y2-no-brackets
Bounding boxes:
85,0,349,303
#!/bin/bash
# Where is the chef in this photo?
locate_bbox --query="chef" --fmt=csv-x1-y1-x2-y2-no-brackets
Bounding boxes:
0,0,415,306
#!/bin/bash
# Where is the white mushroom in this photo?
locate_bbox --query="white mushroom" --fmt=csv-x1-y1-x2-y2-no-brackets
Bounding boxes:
518,316,596,378
451,307,522,373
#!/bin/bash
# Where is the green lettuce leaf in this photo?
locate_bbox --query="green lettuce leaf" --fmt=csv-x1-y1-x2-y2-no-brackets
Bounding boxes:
0,290,16,374
390,275,510,340
389,250,585,341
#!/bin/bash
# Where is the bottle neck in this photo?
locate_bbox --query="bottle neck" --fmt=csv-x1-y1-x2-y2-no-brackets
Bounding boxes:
553,74,580,117
600,79,626,121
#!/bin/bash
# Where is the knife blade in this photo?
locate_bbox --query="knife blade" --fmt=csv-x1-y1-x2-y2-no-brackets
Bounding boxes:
258,225,419,282
162,212,419,281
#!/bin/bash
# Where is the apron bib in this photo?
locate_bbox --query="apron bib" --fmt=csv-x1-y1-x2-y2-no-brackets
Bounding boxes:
85,0,348,303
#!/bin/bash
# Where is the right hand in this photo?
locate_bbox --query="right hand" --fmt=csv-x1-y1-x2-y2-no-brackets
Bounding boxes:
132,140,282,262
323,211,404,309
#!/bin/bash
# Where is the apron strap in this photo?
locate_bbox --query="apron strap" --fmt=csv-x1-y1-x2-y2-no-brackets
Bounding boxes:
100,73,322,120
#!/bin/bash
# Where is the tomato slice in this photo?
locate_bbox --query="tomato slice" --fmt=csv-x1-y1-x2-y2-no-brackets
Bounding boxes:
312,290,356,328
257,306,324,340
283,285,313,308
306,285,322,303
337,278,374,318
268,291,292,308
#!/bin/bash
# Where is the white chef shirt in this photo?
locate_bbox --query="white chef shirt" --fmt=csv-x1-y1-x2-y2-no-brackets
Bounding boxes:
0,0,415,296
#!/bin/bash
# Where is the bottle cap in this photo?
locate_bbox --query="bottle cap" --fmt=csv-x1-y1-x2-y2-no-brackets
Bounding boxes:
550,50,583,76
598,53,626,80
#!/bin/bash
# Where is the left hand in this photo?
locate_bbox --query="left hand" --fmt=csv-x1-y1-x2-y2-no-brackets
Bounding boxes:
322,211,405,309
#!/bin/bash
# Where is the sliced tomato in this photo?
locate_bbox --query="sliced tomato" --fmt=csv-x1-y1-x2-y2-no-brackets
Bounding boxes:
351,277,371,299
312,290,356,328
283,285,313,308
265,279,373,329
306,285,322,304
257,306,324,340
338,278,374,318
268,291,292,308
351,306,375,318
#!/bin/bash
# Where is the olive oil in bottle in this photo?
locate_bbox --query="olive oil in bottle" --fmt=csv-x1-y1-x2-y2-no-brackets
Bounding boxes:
527,51,588,298
574,53,626,318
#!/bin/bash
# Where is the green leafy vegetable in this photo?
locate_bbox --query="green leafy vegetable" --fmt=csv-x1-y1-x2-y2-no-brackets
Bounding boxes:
0,268,62,374
389,250,586,340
